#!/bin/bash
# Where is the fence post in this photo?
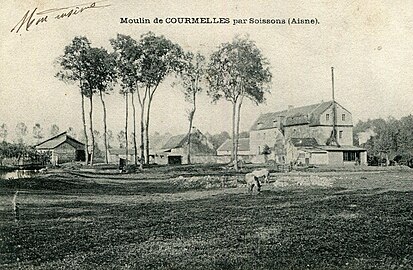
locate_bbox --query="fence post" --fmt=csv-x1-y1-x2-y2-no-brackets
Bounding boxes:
12,191,19,222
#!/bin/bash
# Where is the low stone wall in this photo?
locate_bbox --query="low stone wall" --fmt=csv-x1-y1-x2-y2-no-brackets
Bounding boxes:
191,155,254,164
191,155,230,164
171,175,246,189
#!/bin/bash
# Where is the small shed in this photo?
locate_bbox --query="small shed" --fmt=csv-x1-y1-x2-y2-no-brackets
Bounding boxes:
320,145,367,166
35,132,85,165
286,138,329,166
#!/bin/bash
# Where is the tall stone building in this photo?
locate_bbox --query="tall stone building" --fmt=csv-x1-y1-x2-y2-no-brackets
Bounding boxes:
249,100,367,166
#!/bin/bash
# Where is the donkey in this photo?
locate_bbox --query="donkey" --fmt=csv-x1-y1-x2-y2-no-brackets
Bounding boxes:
245,173,261,193
252,168,270,184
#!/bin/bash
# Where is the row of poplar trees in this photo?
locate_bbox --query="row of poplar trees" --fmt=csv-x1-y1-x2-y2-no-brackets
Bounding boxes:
56,32,272,170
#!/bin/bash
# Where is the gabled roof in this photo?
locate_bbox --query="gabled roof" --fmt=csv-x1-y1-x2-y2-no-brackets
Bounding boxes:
289,137,319,147
161,134,187,150
217,138,250,152
35,132,84,150
251,100,349,130
160,129,214,153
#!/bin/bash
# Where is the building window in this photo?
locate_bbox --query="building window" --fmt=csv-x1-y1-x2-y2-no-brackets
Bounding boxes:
326,114,330,121
342,114,346,121
343,151,356,161
339,130,343,139
258,146,261,154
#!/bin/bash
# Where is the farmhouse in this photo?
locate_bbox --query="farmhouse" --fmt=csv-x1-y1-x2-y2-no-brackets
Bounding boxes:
250,100,367,165
35,132,85,165
156,128,215,165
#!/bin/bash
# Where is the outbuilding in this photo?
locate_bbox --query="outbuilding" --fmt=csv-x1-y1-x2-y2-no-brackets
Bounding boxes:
286,137,367,166
156,128,215,165
35,132,85,165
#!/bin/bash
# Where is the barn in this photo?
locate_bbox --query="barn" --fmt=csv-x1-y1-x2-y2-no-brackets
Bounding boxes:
35,132,85,165
156,128,215,165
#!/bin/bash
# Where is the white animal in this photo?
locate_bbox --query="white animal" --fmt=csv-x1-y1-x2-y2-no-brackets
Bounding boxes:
252,168,270,184
245,173,261,193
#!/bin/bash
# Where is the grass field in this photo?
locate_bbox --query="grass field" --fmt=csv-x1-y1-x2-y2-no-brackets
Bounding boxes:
0,166,412,269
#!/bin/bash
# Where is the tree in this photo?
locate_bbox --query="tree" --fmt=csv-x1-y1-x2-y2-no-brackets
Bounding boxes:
32,123,44,144
93,129,104,159
397,115,413,166
356,116,413,166
0,124,8,143
50,124,60,136
111,32,184,166
77,45,116,165
177,52,206,164
0,142,48,166
111,34,142,166
15,122,28,144
262,144,271,163
86,47,117,164
206,36,272,170
117,130,126,149
138,32,184,164
82,61,97,166
209,131,231,150
107,129,114,149
56,36,91,165
67,127,76,138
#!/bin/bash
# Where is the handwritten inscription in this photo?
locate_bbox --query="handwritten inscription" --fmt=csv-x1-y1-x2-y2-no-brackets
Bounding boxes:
11,1,111,34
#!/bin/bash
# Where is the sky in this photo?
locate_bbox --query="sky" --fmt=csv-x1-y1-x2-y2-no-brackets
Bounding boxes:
1,0,412,143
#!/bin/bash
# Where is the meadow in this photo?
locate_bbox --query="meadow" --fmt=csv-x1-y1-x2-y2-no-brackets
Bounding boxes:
0,166,412,269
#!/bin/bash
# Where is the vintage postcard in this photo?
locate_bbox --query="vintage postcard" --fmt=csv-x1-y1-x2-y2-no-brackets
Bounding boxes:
1,0,412,269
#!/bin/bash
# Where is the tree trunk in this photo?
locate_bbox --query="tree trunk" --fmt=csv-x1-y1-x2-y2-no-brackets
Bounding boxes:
88,94,95,166
187,94,196,164
125,92,129,166
140,102,145,169
145,97,152,165
145,86,159,165
131,91,138,165
81,93,89,165
99,91,109,164
235,97,243,171
231,101,238,170
137,86,147,170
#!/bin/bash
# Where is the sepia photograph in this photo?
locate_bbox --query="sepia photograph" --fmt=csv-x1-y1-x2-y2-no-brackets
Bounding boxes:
1,0,412,269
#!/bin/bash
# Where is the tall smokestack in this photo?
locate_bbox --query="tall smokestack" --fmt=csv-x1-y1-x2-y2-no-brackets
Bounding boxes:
327,67,340,147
